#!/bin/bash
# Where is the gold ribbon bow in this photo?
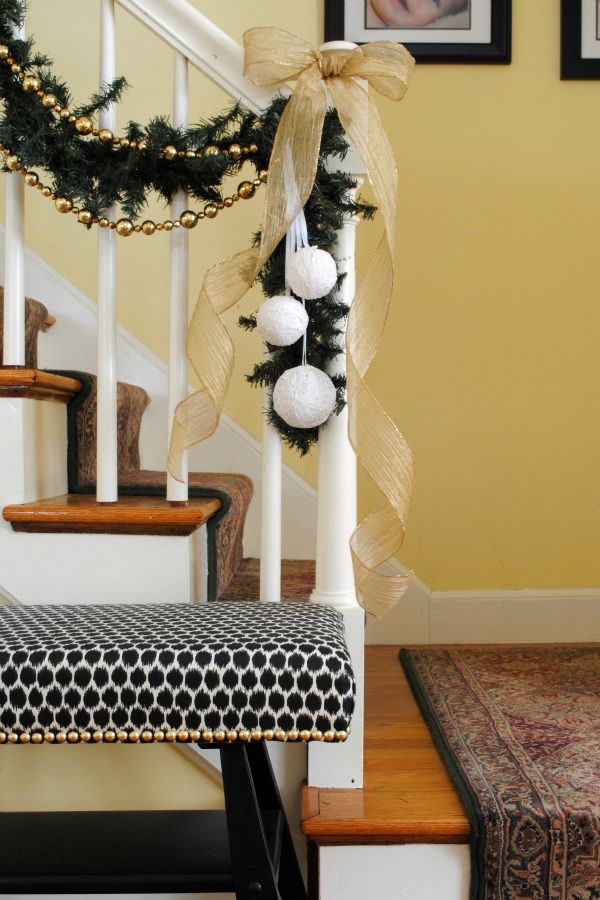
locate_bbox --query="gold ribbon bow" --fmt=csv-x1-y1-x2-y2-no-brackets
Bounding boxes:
168,28,415,618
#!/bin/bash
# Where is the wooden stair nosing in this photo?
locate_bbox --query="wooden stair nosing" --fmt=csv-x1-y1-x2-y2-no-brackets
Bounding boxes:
301,645,470,847
0,368,81,403
2,494,222,537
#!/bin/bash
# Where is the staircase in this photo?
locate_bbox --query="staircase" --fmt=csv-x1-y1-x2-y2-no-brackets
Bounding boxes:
0,293,319,608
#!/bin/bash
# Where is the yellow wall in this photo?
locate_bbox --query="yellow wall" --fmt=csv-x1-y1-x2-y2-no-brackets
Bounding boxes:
4,1,600,591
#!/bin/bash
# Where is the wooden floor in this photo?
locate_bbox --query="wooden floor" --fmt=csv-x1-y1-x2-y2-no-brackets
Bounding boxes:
302,645,470,846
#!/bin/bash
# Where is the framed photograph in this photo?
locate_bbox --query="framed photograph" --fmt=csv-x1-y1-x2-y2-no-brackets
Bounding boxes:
561,0,600,79
324,0,512,63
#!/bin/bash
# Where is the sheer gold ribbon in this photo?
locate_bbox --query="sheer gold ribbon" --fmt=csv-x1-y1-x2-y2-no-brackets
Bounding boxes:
168,28,414,618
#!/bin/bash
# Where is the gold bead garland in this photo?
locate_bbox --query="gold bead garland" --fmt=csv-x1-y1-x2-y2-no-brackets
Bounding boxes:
0,43,261,162
0,726,349,744
0,142,267,236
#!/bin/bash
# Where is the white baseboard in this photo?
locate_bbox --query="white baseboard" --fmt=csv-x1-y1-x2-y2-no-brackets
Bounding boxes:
366,557,600,645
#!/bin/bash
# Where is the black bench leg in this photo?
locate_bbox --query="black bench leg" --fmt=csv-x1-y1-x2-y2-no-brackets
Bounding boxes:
245,743,307,900
220,744,307,900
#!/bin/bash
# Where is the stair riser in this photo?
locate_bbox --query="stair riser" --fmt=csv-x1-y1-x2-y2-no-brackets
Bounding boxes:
0,400,67,506
0,525,208,606
318,845,469,900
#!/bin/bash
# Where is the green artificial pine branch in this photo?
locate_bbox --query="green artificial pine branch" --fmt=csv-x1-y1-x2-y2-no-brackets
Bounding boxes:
0,0,378,455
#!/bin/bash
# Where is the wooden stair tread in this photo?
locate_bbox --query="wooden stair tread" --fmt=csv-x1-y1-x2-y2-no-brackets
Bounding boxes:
0,368,81,402
301,645,470,845
2,494,221,536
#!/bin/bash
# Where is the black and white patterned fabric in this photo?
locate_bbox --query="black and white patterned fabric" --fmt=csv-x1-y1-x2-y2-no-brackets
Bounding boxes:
0,602,355,744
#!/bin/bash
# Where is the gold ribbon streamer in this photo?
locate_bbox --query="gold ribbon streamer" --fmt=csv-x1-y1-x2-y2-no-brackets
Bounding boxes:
168,28,414,619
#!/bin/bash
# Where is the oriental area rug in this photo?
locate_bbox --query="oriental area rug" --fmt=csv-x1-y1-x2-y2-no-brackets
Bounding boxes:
400,647,600,900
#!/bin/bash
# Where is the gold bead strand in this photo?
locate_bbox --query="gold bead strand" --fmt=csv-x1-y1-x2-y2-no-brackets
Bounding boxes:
0,141,266,236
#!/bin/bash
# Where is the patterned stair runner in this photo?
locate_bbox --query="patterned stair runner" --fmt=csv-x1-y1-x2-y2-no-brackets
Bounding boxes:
56,370,253,601
220,558,316,602
0,291,53,368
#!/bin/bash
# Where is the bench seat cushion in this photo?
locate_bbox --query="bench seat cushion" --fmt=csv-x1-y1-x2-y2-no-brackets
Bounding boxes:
0,601,354,745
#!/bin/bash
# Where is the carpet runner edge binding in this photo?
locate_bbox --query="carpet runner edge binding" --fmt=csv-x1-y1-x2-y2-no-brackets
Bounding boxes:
400,646,600,900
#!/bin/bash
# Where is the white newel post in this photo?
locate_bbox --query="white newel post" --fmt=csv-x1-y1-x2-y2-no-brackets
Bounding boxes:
308,40,366,790
167,51,189,503
308,196,365,789
96,0,118,503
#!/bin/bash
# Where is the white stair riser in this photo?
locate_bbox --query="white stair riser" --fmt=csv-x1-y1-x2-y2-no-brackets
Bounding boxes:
0,523,207,607
0,399,67,505
319,844,470,900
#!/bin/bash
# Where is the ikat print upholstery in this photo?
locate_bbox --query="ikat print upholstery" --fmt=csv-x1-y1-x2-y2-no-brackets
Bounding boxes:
0,601,355,744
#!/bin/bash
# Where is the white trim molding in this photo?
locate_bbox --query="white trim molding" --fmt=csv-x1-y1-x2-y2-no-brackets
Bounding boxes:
366,558,600,645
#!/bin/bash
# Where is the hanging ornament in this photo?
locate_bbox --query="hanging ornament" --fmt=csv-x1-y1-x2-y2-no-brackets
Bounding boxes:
286,246,337,300
256,295,308,347
273,364,336,429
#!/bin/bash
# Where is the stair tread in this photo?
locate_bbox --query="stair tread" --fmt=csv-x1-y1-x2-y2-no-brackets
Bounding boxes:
3,493,221,536
301,645,470,845
0,368,81,402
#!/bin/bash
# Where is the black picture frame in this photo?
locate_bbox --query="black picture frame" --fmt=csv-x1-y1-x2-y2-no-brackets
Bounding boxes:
324,0,511,64
561,0,600,79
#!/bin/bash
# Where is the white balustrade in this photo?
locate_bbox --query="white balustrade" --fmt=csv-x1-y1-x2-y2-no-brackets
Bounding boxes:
167,51,189,502
96,0,119,503
3,22,25,368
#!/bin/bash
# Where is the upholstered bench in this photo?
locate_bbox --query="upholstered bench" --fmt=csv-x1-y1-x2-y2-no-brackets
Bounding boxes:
0,600,355,898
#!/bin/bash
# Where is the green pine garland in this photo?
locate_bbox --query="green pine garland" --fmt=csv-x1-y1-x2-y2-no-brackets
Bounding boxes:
0,0,376,454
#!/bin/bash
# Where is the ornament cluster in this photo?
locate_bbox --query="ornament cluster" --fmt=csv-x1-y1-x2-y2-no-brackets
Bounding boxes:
255,213,339,430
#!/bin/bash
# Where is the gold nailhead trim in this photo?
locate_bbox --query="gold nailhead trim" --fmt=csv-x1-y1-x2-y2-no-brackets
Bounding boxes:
0,727,350,745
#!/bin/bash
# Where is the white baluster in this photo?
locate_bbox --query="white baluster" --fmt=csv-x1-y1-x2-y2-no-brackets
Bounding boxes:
167,51,189,503
260,407,282,602
96,0,118,503
3,22,25,367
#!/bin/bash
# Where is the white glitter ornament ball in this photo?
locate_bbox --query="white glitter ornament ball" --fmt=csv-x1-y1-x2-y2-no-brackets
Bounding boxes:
273,365,337,429
256,296,309,347
287,247,338,300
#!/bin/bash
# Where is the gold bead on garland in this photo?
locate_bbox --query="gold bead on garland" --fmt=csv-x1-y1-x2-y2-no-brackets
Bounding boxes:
0,43,261,162
0,142,267,236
